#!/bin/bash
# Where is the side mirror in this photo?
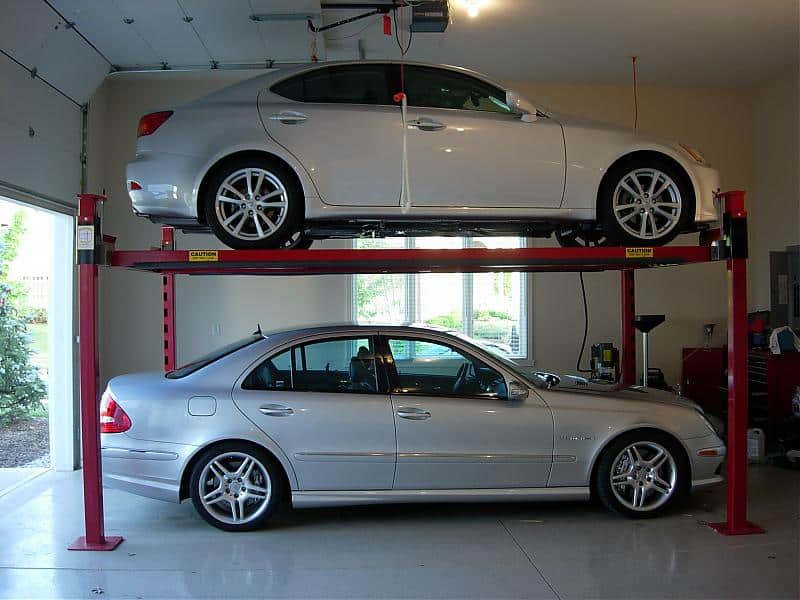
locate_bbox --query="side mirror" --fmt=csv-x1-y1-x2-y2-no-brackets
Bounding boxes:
534,371,561,389
506,90,538,122
508,381,530,401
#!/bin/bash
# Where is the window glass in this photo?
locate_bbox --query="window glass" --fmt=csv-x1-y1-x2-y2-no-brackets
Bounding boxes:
272,65,390,105
294,337,378,393
387,337,507,398
404,67,511,113
353,237,527,359
242,349,292,390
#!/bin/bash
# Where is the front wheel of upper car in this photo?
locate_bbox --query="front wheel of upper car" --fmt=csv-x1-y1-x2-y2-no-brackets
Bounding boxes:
202,156,304,250
598,157,695,247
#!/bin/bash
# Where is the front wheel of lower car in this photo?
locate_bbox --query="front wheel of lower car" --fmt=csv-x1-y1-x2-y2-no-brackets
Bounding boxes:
202,156,304,250
594,431,688,518
189,443,283,531
598,158,695,247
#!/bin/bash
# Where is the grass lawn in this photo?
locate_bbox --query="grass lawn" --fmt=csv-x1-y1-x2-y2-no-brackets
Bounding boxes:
27,322,48,365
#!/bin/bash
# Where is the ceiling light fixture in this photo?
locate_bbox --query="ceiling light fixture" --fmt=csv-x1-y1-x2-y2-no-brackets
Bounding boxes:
457,0,489,19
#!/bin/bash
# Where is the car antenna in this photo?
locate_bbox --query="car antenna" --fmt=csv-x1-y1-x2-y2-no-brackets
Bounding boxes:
254,323,263,336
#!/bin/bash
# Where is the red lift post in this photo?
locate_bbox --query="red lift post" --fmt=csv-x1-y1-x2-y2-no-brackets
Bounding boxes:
70,190,761,550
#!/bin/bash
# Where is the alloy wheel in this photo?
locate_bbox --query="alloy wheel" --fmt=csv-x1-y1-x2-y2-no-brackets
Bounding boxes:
198,451,272,525
612,168,682,241
214,168,289,241
610,441,677,512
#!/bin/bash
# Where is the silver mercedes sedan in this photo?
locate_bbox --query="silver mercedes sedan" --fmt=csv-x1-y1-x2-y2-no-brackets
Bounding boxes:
101,325,725,531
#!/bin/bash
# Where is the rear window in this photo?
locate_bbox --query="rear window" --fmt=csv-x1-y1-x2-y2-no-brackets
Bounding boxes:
166,335,262,379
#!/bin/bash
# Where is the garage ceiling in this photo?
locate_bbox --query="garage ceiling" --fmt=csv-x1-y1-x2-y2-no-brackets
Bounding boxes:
21,0,800,90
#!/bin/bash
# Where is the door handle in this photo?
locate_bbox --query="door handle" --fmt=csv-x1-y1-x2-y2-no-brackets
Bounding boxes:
268,111,308,124
396,407,431,420
407,118,446,132
259,404,294,417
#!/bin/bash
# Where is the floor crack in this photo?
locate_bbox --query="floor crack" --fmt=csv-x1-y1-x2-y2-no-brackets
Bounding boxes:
499,519,563,600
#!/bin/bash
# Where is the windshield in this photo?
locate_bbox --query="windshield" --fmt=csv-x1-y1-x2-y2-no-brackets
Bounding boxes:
452,332,546,388
166,334,263,379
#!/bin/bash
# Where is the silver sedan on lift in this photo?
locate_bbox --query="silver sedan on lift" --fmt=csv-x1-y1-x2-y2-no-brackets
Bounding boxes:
100,325,725,531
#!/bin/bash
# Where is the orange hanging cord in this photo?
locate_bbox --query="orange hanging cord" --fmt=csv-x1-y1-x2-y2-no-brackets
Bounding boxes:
631,56,639,129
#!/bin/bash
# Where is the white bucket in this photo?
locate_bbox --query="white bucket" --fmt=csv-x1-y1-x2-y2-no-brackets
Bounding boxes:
747,428,766,463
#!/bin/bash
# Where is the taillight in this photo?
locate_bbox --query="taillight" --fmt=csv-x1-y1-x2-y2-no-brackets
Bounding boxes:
128,180,142,191
100,389,131,433
137,110,173,137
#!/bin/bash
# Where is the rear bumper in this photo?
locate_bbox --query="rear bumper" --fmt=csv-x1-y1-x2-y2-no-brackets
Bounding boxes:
101,436,196,503
126,152,202,220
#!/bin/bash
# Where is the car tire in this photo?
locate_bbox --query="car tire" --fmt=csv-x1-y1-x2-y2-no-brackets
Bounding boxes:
202,156,303,250
594,430,688,519
598,158,694,247
189,442,283,531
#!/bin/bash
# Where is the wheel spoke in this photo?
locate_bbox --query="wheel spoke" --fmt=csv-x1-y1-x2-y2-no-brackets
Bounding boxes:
614,203,637,213
630,173,645,195
651,476,672,495
222,209,245,226
247,485,267,499
619,210,639,224
253,171,265,196
259,200,287,208
260,189,284,201
228,498,241,522
203,488,226,505
245,169,253,196
652,180,672,198
612,472,633,486
232,213,247,235
620,181,640,198
258,213,277,233
630,446,644,463
210,460,228,480
221,183,245,200
653,206,676,221
633,485,647,507
648,172,661,196
235,457,253,478
217,195,241,205
648,449,667,469
639,213,649,237
253,213,265,238
648,212,658,237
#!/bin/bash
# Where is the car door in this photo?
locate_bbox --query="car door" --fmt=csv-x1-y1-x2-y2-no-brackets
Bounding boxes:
381,334,553,490
400,65,565,209
232,335,396,491
260,63,402,207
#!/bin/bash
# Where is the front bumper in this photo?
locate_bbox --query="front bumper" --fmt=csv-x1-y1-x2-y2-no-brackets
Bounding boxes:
689,163,721,224
126,151,203,220
684,433,726,488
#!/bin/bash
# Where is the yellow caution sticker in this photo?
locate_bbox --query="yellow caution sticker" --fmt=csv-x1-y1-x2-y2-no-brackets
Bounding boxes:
625,247,654,259
188,250,219,262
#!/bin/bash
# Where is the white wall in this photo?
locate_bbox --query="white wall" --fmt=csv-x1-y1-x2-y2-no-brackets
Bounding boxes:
89,71,783,388
750,71,800,311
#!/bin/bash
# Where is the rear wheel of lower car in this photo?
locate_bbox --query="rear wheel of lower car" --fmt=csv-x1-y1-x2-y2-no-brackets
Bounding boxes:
189,443,283,531
202,156,303,249
594,431,687,518
598,158,694,246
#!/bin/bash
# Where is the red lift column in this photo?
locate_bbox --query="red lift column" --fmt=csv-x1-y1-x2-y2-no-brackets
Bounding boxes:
161,227,176,372
69,194,123,551
709,191,764,536
620,270,636,385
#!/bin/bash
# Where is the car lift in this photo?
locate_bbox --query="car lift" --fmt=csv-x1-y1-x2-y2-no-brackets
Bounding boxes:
68,190,763,550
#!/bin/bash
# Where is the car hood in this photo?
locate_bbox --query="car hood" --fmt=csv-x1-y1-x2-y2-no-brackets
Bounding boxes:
533,372,701,411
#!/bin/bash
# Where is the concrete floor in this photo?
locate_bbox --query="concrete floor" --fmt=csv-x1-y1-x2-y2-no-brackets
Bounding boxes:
0,466,797,599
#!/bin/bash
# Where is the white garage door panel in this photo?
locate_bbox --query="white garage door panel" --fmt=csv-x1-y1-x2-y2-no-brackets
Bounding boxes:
0,0,108,104
0,57,81,206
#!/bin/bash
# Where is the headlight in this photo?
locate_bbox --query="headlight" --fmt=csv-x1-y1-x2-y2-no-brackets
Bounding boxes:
679,143,706,164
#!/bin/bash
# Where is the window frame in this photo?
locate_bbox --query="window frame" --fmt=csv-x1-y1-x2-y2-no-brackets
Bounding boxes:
270,63,395,107
240,334,390,395
351,237,530,360
377,334,510,401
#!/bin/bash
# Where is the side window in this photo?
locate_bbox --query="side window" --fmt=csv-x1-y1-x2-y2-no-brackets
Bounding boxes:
294,337,378,393
271,65,390,105
404,66,512,114
386,337,507,398
242,349,293,391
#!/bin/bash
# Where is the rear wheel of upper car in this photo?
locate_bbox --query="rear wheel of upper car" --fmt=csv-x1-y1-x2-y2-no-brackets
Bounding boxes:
189,442,283,531
594,430,688,518
202,156,304,250
598,157,694,247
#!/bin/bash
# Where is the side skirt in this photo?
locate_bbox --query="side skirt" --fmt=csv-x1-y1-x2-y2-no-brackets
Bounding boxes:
291,487,590,508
